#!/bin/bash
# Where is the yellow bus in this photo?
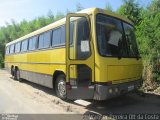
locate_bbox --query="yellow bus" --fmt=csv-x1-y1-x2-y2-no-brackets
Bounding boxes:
5,8,143,100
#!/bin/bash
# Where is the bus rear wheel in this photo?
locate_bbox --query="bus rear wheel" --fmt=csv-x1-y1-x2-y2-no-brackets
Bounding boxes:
14,69,22,82
55,74,67,100
11,67,14,77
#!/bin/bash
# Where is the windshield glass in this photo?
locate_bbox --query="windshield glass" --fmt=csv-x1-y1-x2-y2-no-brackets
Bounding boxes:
96,14,139,58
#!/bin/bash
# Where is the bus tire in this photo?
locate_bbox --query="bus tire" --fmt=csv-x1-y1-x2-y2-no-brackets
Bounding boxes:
11,67,14,77
55,74,67,100
14,68,22,81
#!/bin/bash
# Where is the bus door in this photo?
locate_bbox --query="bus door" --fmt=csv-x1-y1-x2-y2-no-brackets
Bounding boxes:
66,13,95,99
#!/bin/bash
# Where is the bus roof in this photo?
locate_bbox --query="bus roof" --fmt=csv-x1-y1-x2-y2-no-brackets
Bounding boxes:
6,8,133,46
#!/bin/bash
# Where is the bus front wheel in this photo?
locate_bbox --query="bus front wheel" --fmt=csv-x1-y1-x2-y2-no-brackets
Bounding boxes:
55,74,67,100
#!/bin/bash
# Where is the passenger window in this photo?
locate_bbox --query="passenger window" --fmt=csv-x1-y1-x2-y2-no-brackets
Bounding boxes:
52,27,61,46
6,46,10,54
39,34,44,48
61,26,65,44
44,31,51,47
9,44,15,54
21,39,28,52
38,31,50,49
15,42,21,53
29,36,37,50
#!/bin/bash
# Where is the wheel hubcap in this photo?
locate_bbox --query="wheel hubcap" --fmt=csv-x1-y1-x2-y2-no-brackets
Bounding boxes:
58,80,66,97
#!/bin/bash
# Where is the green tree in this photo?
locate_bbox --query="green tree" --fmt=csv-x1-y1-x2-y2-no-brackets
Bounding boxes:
117,0,142,25
47,10,55,23
0,54,3,68
105,3,113,12
55,12,65,21
136,0,160,84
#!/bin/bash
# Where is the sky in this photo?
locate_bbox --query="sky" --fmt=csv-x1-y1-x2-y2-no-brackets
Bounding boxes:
0,0,152,27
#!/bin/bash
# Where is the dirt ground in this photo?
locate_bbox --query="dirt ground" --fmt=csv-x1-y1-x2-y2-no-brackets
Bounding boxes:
0,69,160,120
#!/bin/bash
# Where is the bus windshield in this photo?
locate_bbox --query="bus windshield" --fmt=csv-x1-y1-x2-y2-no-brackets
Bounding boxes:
96,14,139,58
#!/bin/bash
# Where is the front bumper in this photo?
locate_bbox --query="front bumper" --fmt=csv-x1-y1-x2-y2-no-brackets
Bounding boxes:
94,80,143,100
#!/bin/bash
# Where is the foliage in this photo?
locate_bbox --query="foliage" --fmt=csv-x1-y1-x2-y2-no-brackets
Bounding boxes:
117,0,142,25
0,54,3,68
137,0,160,82
105,3,113,12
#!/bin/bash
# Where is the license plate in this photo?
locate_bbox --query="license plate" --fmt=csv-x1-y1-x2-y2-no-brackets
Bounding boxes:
128,85,134,91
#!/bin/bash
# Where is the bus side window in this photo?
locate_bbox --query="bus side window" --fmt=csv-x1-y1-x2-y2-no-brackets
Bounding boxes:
61,26,65,45
15,42,21,53
38,31,51,49
10,44,15,54
21,39,28,52
6,46,10,55
29,36,37,50
52,27,61,46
